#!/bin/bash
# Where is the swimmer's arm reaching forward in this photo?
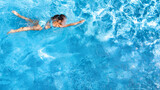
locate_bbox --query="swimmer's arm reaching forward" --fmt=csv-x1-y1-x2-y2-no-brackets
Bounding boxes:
44,19,85,29
60,20,85,28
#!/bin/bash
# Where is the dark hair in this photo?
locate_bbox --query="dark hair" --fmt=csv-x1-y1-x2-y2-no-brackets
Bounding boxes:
51,14,66,21
51,15,59,20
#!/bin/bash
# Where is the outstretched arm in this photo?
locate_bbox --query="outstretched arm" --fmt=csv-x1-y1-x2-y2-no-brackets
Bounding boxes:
61,20,85,28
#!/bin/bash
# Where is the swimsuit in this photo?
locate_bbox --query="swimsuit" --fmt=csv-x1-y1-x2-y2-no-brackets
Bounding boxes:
50,20,54,28
38,19,55,28
38,20,47,28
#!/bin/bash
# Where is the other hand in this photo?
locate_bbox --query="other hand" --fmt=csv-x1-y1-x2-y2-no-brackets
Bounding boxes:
79,20,85,23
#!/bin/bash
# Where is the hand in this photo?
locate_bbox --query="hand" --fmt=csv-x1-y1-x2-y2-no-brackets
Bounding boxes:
7,29,15,34
79,20,85,23
12,10,19,16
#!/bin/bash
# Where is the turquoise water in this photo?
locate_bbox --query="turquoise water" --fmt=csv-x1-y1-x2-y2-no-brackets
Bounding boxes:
0,0,160,90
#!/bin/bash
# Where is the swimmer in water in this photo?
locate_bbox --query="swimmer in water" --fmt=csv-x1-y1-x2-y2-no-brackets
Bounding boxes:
7,11,85,34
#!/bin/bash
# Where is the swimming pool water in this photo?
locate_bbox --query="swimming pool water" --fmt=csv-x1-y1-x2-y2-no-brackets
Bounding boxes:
0,0,160,90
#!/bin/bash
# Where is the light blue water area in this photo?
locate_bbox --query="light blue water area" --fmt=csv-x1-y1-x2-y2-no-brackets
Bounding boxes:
0,0,160,90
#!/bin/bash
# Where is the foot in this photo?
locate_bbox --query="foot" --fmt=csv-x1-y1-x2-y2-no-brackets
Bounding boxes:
7,29,15,34
12,10,20,16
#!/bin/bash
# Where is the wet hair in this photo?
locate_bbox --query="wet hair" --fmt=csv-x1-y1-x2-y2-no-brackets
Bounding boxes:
51,15,59,20
59,14,66,20
51,14,66,21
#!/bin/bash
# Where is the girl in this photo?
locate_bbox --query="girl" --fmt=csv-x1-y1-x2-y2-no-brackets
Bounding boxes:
8,11,85,34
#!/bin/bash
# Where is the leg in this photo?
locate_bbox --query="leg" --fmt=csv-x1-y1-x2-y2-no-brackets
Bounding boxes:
7,25,42,34
12,10,35,24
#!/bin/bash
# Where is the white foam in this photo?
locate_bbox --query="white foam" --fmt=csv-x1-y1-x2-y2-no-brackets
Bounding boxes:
129,63,138,69
133,19,139,24
128,41,133,46
120,5,124,12
105,46,118,56
96,8,105,15
147,21,157,27
38,48,56,60
155,82,160,88
139,19,147,29
110,11,116,24
130,0,139,4
104,33,114,40
144,39,160,46
96,31,114,42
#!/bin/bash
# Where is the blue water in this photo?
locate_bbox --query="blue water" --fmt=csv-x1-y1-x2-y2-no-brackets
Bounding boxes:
0,0,160,90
